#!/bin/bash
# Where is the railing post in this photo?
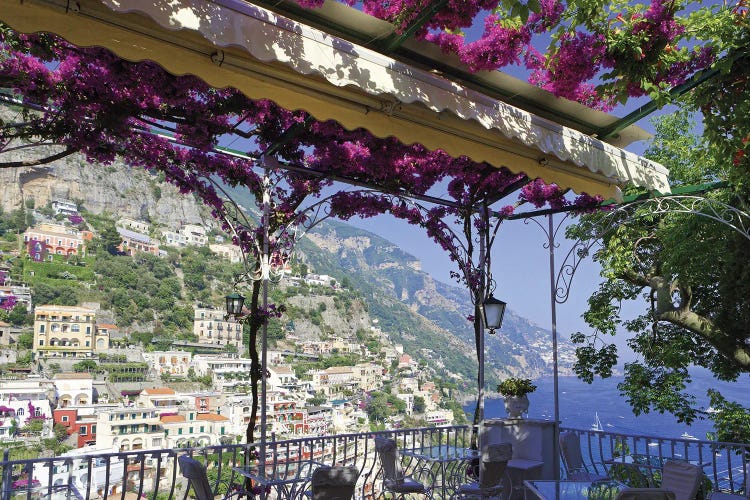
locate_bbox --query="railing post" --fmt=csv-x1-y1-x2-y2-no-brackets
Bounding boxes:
1,449,10,500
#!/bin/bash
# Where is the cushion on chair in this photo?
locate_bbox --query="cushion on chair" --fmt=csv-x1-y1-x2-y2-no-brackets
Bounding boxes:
178,455,214,500
616,488,677,500
661,461,703,500
384,476,427,493
311,465,359,500
375,437,404,482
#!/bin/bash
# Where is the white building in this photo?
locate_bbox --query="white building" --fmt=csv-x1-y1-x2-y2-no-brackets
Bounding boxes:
95,406,164,451
51,199,78,216
303,273,334,286
160,410,230,448
136,387,190,411
142,351,193,378
192,355,253,391
53,372,93,407
0,378,54,436
180,224,208,246
159,229,188,247
209,243,242,263
116,217,150,234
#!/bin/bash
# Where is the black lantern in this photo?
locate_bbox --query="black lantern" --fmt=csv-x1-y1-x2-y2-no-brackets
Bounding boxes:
482,295,506,334
225,292,245,318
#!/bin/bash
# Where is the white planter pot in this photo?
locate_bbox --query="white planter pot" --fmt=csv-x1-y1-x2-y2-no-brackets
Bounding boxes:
503,395,529,418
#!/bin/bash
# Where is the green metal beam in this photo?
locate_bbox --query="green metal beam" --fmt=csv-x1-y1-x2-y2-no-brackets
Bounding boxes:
597,67,720,140
376,0,450,53
504,180,729,220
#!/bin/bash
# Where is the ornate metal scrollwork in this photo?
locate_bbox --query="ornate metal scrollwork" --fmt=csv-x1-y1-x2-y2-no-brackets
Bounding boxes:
552,195,750,304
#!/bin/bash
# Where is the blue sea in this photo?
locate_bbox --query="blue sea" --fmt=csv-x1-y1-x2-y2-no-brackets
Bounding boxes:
465,368,750,440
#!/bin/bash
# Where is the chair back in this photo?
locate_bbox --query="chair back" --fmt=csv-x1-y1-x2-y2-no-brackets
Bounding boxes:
559,431,586,476
311,465,359,500
661,461,703,500
480,443,513,489
178,455,214,500
616,488,677,500
374,437,403,482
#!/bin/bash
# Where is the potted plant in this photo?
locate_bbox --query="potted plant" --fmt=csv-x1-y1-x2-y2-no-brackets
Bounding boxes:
497,378,537,418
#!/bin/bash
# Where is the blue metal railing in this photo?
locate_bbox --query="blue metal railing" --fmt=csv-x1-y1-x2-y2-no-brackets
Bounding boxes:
1,425,748,499
562,427,750,497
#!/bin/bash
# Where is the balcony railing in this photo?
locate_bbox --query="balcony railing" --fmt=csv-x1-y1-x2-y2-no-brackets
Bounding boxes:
1,425,748,500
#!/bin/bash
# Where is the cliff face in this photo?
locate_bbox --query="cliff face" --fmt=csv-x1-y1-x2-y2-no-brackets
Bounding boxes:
0,146,209,230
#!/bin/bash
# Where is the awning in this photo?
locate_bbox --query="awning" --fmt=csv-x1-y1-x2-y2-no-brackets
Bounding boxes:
1,0,671,199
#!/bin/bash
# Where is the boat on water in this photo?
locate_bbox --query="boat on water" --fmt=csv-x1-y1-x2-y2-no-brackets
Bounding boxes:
591,412,604,432
681,431,699,440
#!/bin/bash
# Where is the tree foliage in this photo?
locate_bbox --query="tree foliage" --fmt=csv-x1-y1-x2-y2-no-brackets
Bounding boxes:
569,110,750,435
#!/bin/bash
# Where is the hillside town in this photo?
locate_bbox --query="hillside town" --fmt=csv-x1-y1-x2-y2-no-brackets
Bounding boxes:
0,200,460,462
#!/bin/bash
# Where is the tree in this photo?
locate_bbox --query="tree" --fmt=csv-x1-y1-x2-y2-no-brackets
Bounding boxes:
52,422,68,442
7,304,29,326
99,224,122,255
16,331,32,349
569,111,750,437
413,396,427,414
72,360,97,373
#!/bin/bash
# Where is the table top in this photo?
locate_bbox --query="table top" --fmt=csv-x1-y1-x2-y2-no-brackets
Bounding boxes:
233,461,324,486
401,445,479,462
525,479,626,500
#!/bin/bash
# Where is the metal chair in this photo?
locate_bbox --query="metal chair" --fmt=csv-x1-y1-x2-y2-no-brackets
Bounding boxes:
454,442,513,499
178,455,243,500
310,465,359,500
660,461,704,500
616,488,678,500
374,436,432,498
559,431,609,481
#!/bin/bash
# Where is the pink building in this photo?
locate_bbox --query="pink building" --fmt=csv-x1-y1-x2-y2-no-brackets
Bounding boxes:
23,223,85,257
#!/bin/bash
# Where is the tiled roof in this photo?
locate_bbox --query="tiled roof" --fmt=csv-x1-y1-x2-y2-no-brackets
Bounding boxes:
97,323,118,329
143,388,176,395
196,413,229,422
160,415,185,423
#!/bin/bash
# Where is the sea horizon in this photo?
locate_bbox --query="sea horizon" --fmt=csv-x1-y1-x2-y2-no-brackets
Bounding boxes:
464,368,750,441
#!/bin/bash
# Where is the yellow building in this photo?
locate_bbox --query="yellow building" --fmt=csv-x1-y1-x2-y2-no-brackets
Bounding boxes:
33,305,106,358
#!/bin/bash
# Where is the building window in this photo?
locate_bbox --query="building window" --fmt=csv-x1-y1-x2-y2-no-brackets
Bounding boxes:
61,416,69,422
92,425,96,434
189,427,193,434
39,325,45,333
200,426,204,432
178,429,183,435
71,325,80,333
16,408,24,416
152,438,161,447
80,426,87,435
39,340,44,346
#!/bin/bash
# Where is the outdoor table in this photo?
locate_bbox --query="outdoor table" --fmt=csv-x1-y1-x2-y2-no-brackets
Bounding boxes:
400,445,479,498
232,460,325,499
524,479,626,500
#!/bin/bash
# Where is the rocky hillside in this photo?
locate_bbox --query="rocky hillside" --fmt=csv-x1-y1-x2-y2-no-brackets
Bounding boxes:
0,108,209,229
